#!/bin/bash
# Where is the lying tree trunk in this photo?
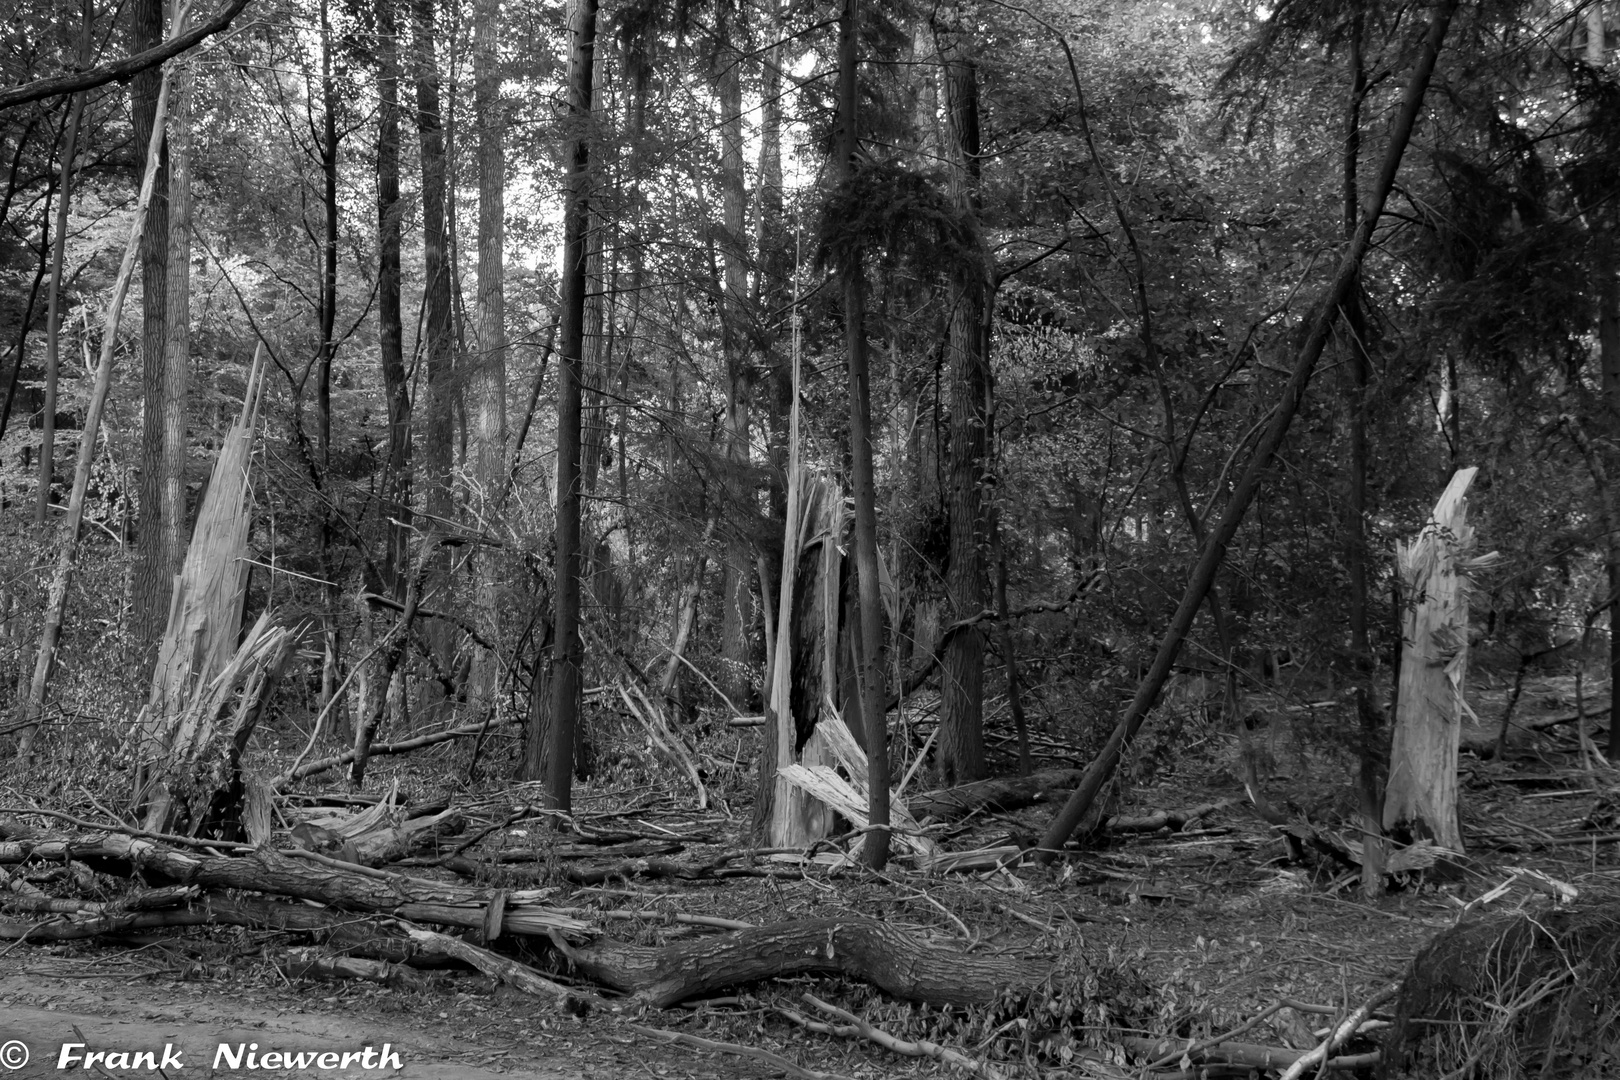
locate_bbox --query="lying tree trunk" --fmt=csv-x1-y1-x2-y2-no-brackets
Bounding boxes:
278,949,432,991
0,831,594,942
909,769,1084,822
557,916,1051,1008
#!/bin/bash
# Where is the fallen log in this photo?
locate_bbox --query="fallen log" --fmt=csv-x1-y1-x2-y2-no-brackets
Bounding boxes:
554,916,1052,1008
0,891,413,959
1106,799,1237,833
278,949,432,991
908,769,1084,822
0,831,594,942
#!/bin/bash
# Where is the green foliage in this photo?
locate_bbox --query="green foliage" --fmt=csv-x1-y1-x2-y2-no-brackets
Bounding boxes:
815,159,982,282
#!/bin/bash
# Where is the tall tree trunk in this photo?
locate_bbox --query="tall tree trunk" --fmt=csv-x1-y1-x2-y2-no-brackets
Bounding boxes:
937,16,990,786
717,9,755,708
36,1,90,526
131,0,172,663
1037,0,1460,859
315,0,342,733
317,0,337,477
14,59,174,762
470,0,508,718
1341,4,1385,895
161,54,192,590
413,0,455,727
548,0,600,814
836,0,890,870
1588,3,1620,763
472,0,507,496
376,0,411,599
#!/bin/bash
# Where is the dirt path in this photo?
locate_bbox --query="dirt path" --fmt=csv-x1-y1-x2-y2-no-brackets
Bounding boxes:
0,968,753,1079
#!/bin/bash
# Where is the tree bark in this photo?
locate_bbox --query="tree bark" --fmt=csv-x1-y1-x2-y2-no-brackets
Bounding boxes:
470,0,508,720
548,0,600,814
161,54,192,598
472,0,509,477
131,0,172,663
1037,0,1461,859
413,0,455,729
717,12,755,709
937,18,991,786
1341,5,1385,897
376,0,411,599
36,1,89,527
835,0,891,870
1590,3,1620,763
14,60,174,762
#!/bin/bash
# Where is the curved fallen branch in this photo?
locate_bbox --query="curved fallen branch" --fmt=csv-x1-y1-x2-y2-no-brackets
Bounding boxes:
781,992,1008,1079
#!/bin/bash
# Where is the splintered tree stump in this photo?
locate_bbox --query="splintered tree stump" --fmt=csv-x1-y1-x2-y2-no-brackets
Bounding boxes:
560,916,1052,1008
908,769,1084,822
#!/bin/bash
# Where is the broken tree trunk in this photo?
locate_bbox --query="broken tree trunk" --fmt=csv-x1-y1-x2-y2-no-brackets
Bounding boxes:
558,916,1051,1008
757,474,846,846
139,351,275,836
1383,467,1497,853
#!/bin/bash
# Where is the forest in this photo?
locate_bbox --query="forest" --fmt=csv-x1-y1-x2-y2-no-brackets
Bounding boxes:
1,0,1618,1076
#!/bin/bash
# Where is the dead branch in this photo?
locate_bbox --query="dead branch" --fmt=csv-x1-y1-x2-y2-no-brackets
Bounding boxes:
272,715,500,789
1276,981,1399,1080
784,992,1009,1079
0,0,254,111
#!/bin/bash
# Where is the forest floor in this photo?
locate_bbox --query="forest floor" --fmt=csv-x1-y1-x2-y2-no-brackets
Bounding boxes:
2,671,1617,1079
